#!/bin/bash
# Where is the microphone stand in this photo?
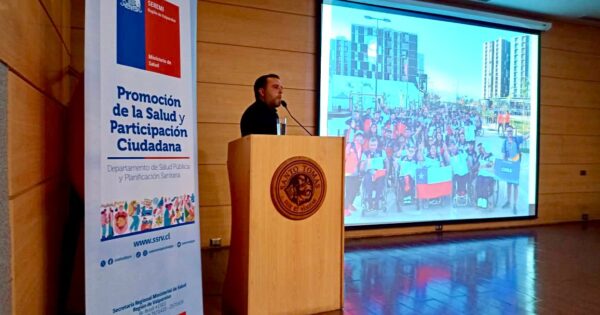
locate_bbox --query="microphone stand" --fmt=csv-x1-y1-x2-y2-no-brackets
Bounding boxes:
281,101,313,136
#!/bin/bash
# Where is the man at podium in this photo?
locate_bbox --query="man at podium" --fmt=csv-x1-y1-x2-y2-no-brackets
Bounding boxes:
240,73,283,136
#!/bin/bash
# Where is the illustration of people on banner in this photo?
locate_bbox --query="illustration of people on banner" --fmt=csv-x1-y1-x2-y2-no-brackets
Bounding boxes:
100,193,196,240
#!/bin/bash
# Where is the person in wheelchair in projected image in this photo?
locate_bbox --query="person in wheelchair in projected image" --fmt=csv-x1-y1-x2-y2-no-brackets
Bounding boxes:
344,131,364,217
360,137,388,214
394,145,418,212
475,143,498,209
447,140,470,207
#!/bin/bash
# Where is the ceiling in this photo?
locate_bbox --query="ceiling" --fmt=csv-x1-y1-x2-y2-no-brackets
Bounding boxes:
463,0,600,21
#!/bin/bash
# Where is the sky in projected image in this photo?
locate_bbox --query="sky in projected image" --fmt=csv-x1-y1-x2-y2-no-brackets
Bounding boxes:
321,1,539,227
327,5,527,100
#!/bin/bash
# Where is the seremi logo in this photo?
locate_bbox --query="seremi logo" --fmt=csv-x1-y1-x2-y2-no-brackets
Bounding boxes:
117,0,181,78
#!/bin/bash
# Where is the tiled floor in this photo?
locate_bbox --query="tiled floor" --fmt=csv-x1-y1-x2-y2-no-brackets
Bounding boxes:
202,221,600,314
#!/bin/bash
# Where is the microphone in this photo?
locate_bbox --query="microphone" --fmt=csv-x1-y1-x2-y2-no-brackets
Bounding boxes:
281,100,313,136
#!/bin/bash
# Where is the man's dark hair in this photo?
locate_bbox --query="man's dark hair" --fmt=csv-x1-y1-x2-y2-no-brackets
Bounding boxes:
254,73,280,101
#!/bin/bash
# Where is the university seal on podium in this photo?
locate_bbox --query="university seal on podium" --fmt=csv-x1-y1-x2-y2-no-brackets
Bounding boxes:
270,156,327,220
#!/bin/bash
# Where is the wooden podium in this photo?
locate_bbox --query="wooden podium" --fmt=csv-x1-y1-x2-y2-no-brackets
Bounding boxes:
223,135,344,315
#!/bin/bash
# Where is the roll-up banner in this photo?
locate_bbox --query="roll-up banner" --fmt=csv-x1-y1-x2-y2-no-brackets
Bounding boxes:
84,1,202,314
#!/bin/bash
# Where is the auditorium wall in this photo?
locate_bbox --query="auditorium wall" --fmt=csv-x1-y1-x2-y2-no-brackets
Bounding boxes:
0,0,73,314
191,0,600,243
2,2,600,313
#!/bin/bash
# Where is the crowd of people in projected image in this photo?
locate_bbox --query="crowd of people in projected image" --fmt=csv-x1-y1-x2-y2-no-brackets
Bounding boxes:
341,99,531,225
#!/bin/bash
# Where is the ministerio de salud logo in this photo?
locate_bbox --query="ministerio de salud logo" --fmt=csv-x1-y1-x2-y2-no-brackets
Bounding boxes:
270,157,327,220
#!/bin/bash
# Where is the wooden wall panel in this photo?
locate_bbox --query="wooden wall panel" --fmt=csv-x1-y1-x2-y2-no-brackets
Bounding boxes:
199,164,231,206
1,1,73,313
40,0,72,50
198,123,317,165
280,125,317,136
0,0,71,104
198,42,316,89
541,21,600,54
198,1,315,52
70,29,84,73
280,97,318,130
198,123,240,165
71,0,84,29
197,83,317,125
540,106,600,136
10,177,67,315
538,192,600,221
7,73,66,197
540,135,600,164
200,206,232,246
542,48,600,81
541,77,600,109
538,164,600,194
197,83,253,123
204,0,316,16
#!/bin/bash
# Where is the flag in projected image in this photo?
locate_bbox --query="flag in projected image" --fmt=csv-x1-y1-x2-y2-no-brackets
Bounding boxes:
416,166,452,199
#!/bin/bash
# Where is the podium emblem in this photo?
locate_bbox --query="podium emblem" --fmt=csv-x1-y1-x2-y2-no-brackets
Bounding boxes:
271,156,327,220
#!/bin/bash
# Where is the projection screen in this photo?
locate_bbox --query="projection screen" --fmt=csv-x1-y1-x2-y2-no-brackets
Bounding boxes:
319,0,539,227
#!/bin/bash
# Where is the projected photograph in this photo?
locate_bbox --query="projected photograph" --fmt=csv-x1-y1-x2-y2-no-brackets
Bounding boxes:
320,1,539,227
